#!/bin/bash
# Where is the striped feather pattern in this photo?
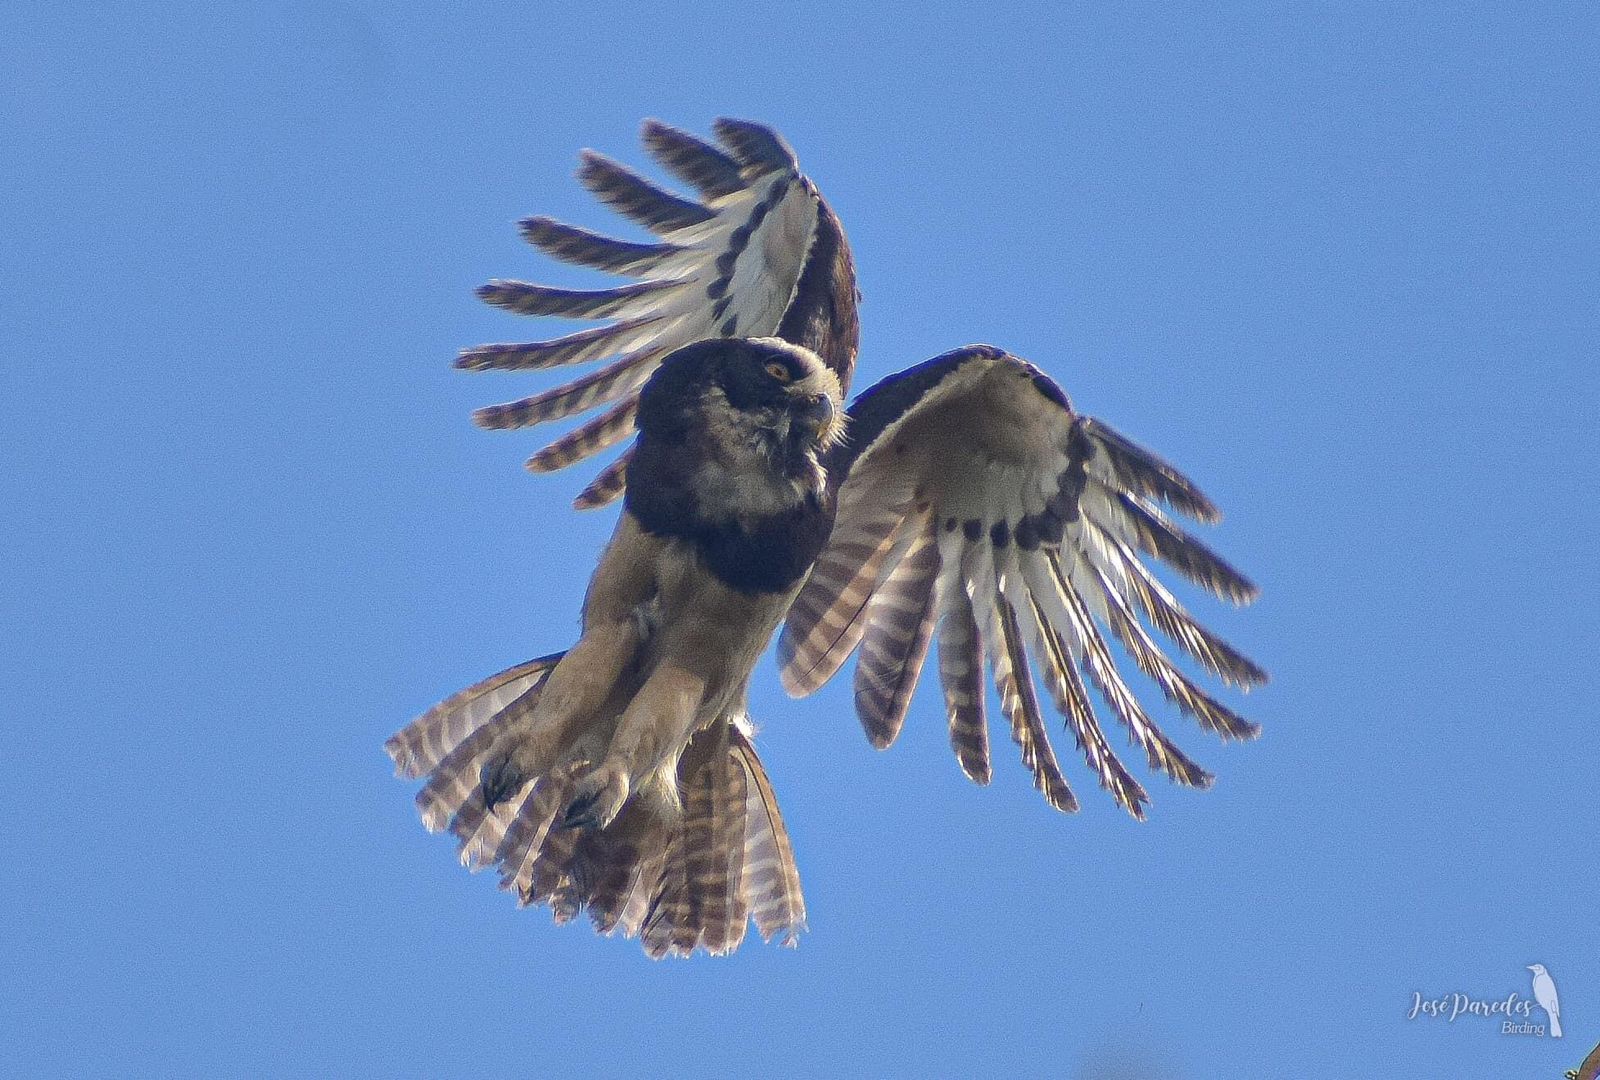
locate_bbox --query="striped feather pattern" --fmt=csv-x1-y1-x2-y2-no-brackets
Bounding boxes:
475,278,685,320
573,448,631,510
1086,482,1258,605
577,151,715,234
460,118,836,503
713,117,799,177
1025,596,1148,816
640,825,689,958
993,595,1078,812
456,315,667,373
494,771,574,901
413,691,531,836
1089,560,1260,740
782,349,1265,817
1037,552,1212,789
575,828,644,935
731,725,806,945
392,686,803,956
852,518,940,749
641,120,746,200
470,348,663,431
674,739,722,954
778,491,912,695
699,743,751,955
518,216,681,276
935,531,991,784
1107,532,1267,688
385,655,560,779
1080,416,1221,524
524,398,638,475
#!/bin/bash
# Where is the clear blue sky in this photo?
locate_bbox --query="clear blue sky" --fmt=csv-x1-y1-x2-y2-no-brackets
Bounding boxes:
4,4,1596,1078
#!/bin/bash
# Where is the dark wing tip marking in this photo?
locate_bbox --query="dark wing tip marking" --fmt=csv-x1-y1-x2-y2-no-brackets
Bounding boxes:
712,117,799,176
1080,416,1224,526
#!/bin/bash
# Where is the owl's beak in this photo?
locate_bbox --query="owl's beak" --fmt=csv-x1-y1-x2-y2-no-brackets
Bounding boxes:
794,393,838,441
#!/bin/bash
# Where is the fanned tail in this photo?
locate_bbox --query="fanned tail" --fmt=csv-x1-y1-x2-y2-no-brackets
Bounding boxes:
389,684,804,957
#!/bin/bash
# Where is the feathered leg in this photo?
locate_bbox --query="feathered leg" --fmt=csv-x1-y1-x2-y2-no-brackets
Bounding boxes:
479,515,664,806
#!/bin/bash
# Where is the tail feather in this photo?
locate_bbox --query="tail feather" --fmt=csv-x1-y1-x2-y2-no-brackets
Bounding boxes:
385,654,561,779
495,772,573,900
391,680,804,957
731,724,806,945
415,686,539,835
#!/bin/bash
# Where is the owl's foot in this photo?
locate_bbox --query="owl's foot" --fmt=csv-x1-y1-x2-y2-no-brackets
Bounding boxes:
562,759,630,831
479,733,550,810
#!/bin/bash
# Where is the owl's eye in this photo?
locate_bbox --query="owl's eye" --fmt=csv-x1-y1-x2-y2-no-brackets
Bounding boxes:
765,361,791,382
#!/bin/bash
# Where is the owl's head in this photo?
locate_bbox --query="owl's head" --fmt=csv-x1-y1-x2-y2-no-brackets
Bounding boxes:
637,337,845,491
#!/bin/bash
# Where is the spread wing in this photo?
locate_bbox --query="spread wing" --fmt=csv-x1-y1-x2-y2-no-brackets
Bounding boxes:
778,346,1266,819
462,118,858,508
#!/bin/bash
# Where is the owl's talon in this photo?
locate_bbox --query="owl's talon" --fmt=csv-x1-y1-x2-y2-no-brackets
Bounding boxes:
562,761,630,831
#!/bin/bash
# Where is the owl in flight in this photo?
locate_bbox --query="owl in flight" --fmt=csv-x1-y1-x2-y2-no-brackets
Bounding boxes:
386,120,1266,957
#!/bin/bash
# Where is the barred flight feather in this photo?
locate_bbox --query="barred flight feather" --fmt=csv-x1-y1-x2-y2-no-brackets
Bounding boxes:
1085,482,1258,605
853,518,941,749
573,824,647,935
1038,554,1212,789
471,348,663,431
456,315,668,374
935,531,991,784
1079,416,1221,525
573,449,631,510
778,494,912,695
993,592,1078,813
518,216,682,276
1102,531,1267,688
712,755,751,955
713,117,800,176
389,708,803,957
641,120,746,200
676,746,720,955
525,398,638,475
525,810,583,917
495,771,573,902
1024,593,1149,816
576,151,716,235
412,707,518,834
475,278,686,320
1088,559,1260,741
452,785,531,873
641,826,689,958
